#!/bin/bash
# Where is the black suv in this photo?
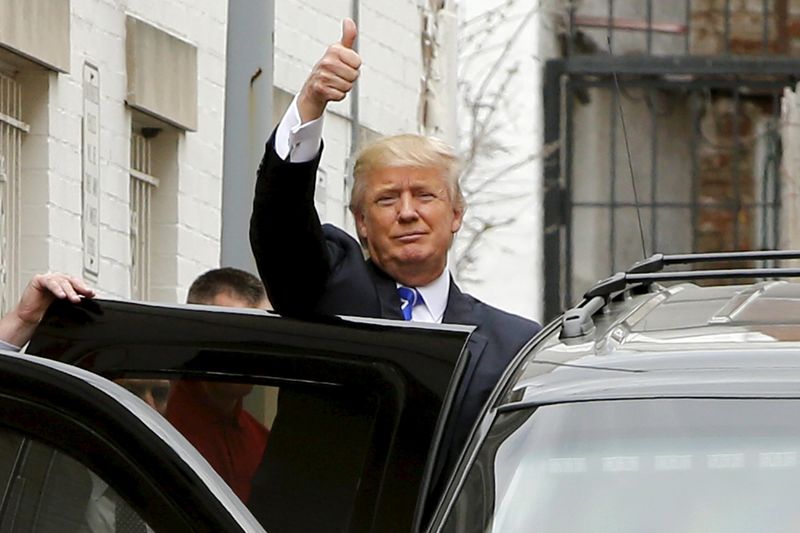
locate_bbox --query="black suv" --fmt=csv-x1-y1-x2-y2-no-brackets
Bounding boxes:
7,250,800,532
432,250,800,532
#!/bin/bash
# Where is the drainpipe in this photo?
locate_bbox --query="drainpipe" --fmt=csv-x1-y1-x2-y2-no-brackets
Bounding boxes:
347,0,361,212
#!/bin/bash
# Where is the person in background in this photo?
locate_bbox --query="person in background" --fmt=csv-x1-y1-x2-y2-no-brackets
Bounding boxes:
164,267,270,503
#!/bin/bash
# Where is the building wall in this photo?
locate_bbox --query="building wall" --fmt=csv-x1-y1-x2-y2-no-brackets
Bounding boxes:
453,0,543,321
3,0,540,317
0,0,228,303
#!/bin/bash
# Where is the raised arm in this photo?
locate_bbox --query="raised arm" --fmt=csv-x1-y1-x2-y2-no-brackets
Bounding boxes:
250,19,361,316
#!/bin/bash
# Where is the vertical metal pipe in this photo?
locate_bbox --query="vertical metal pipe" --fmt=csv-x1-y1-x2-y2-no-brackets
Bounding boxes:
220,0,274,272
608,0,615,53
565,78,575,307
731,89,740,249
349,0,360,161
610,86,618,272
646,0,653,55
649,89,658,252
760,119,770,250
772,93,781,250
685,0,692,54
724,0,731,54
690,91,700,253
543,60,564,318
146,182,152,299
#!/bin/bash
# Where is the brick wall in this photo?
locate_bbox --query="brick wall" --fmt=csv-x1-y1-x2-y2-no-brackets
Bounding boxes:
691,0,797,55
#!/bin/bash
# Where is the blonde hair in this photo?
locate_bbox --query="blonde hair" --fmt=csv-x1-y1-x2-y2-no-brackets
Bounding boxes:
349,134,464,214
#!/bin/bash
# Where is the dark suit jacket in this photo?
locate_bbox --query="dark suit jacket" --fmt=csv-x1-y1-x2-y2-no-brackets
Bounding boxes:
249,131,541,527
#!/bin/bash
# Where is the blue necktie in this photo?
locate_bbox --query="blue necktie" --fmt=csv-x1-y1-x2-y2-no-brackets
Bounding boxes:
397,286,420,321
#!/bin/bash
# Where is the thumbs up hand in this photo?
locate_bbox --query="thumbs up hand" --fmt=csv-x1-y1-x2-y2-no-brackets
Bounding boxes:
298,18,362,123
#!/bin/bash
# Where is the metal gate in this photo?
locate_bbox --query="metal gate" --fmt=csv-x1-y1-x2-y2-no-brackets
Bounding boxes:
0,72,28,315
542,0,800,319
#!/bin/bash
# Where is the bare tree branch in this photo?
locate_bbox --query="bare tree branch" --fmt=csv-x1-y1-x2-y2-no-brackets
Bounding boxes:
421,0,568,282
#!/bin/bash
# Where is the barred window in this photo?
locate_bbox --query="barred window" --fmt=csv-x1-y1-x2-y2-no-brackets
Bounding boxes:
130,132,159,300
0,72,29,315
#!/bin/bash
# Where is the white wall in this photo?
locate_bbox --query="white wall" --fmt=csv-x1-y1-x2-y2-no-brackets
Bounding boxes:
14,0,228,302
454,0,543,321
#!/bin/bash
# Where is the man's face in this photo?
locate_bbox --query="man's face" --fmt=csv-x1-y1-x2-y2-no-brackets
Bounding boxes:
202,291,267,404
209,291,269,311
355,166,463,287
115,378,171,415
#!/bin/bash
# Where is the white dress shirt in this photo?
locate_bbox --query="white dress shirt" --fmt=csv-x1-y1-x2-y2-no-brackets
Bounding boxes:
401,269,450,323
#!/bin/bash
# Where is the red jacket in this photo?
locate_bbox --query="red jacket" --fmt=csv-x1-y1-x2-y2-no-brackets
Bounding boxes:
166,380,268,502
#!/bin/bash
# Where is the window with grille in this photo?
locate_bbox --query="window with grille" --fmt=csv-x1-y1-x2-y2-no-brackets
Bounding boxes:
0,72,29,315
130,132,159,300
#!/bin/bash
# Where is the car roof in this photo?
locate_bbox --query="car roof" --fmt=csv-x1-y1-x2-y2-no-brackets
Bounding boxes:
504,280,800,408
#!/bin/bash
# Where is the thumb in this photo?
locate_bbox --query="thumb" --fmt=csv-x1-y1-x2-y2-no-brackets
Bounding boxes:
341,18,357,49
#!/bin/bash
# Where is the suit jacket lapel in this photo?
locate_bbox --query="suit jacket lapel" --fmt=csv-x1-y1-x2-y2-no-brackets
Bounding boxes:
442,279,488,391
443,280,487,349
436,278,488,480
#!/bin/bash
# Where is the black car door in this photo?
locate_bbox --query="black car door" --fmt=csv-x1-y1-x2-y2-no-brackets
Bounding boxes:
0,349,264,532
28,298,474,533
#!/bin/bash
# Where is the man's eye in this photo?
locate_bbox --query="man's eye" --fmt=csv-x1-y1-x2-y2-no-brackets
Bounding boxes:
377,197,396,206
418,192,436,200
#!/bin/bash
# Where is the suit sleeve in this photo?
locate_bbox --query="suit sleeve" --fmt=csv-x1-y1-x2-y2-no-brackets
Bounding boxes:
250,129,332,317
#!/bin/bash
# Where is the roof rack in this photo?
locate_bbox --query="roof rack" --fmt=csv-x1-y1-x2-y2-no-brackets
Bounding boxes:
588,250,800,299
626,250,800,275
560,250,800,340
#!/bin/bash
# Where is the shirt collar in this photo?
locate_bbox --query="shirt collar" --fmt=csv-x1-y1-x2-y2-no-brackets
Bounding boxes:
397,269,450,323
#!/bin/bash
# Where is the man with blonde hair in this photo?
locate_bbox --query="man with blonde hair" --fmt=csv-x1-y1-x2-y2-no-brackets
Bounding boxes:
250,17,540,499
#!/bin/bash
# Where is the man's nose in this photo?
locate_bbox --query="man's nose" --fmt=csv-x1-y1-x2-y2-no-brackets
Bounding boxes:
397,193,418,221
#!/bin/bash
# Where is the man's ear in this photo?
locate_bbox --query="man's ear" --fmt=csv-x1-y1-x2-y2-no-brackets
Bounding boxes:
355,209,368,240
451,205,464,234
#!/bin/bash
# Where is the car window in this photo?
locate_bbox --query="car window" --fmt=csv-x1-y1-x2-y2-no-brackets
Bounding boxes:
114,373,383,533
0,426,151,533
441,398,800,533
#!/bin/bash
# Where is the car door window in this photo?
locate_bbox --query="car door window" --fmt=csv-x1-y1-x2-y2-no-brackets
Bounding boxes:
113,371,385,533
0,426,151,533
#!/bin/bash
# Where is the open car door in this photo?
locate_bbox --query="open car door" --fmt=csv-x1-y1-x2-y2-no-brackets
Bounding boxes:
28,298,474,533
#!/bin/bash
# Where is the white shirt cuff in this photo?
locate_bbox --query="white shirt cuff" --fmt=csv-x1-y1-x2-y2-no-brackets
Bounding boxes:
0,339,21,352
274,95,324,163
